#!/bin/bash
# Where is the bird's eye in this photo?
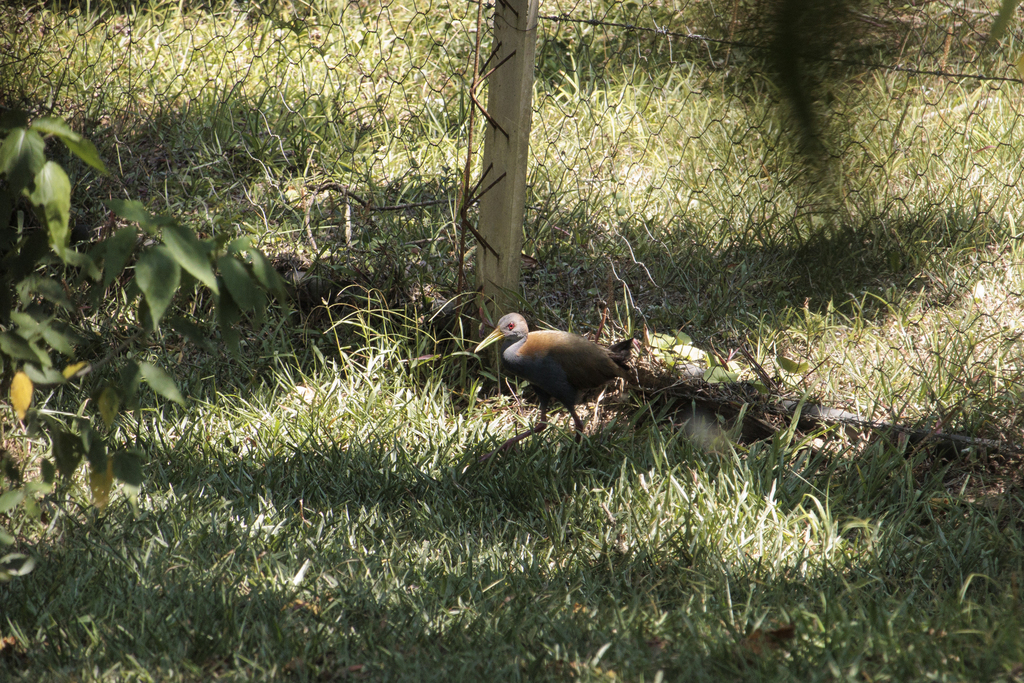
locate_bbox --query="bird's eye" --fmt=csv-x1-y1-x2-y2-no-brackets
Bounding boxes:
507,322,514,330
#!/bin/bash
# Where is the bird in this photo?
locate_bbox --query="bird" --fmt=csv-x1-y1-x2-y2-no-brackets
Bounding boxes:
474,312,634,459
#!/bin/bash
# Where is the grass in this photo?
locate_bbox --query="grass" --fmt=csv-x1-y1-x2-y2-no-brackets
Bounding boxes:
4,346,1024,680
2,0,1024,680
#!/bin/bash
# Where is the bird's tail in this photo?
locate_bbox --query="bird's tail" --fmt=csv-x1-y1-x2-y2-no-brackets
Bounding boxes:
607,338,636,369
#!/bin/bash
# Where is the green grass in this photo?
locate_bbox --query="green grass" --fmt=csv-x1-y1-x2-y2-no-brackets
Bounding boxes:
3,343,1023,680
2,0,1024,679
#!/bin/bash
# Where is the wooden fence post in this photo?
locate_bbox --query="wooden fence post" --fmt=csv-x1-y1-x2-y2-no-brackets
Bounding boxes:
476,0,540,319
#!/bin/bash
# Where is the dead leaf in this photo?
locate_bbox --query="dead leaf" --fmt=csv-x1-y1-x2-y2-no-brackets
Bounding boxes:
294,385,316,404
62,361,89,379
0,635,28,667
98,386,121,429
741,623,796,656
89,458,114,510
10,371,32,420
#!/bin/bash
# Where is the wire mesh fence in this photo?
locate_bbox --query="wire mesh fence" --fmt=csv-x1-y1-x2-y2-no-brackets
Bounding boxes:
2,0,1022,449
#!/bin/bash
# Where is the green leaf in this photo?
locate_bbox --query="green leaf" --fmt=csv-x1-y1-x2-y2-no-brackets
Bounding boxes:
0,128,45,195
227,236,253,255
18,493,38,519
208,232,232,253
24,480,51,496
703,366,740,384
11,313,78,358
112,449,143,487
167,316,214,351
51,427,83,478
89,459,113,509
246,247,288,299
0,553,35,578
135,246,180,329
83,429,108,471
63,137,106,174
138,361,185,404
39,323,76,357
22,363,65,384
97,386,120,429
29,117,78,138
177,269,196,291
647,332,676,351
216,287,242,355
105,199,153,226
777,354,810,374
0,529,14,547
27,161,71,260
986,0,1021,47
63,249,102,281
0,490,24,514
10,310,44,337
104,199,174,236
30,117,106,174
217,255,262,310
16,274,71,310
40,459,55,484
750,381,769,394
120,361,142,404
0,332,45,364
137,297,156,333
163,222,217,292
671,344,706,362
100,226,139,289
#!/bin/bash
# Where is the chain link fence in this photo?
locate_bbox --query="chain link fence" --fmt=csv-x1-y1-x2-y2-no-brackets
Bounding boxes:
2,0,1022,450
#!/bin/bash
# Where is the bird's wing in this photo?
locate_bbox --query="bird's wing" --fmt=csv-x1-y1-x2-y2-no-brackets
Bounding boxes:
536,332,625,391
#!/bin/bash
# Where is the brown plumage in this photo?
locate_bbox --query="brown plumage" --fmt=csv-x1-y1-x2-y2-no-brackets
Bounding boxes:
475,312,634,457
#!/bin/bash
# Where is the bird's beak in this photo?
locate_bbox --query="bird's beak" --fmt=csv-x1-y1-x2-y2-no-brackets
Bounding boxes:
474,326,504,353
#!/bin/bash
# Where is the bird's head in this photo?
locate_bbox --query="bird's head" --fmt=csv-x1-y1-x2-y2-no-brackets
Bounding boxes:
474,312,529,352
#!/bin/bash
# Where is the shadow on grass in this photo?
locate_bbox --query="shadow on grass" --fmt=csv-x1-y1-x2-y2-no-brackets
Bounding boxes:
4,420,1022,680
596,203,1008,332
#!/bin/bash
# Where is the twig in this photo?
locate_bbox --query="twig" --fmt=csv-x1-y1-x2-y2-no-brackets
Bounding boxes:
312,181,450,212
370,198,451,212
303,196,318,252
738,344,780,394
776,399,1024,458
312,181,367,206
40,329,147,387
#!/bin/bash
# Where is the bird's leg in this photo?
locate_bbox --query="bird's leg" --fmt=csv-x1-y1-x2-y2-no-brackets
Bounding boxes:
478,427,539,462
534,400,549,433
569,409,585,443
478,397,550,462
